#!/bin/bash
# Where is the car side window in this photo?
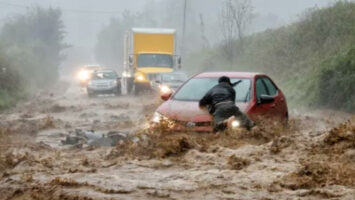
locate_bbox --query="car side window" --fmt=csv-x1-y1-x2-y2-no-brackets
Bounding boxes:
256,78,268,100
262,77,278,96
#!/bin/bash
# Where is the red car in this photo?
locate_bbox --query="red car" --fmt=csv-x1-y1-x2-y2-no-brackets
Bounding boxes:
153,72,288,132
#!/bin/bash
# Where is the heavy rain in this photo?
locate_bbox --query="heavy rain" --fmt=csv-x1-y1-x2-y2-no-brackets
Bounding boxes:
0,0,354,199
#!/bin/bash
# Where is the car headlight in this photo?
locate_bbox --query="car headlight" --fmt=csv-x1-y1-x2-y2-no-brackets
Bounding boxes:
136,75,145,81
78,70,89,81
122,71,131,78
88,81,94,87
159,85,172,94
152,112,167,123
231,120,241,129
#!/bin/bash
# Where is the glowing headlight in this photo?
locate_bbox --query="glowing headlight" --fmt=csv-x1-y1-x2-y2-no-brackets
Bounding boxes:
231,120,241,128
136,75,145,81
78,70,89,81
152,112,167,123
122,71,131,77
160,85,172,94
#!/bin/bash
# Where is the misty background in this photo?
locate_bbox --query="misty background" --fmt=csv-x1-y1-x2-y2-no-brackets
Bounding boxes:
0,0,335,71
0,0,354,112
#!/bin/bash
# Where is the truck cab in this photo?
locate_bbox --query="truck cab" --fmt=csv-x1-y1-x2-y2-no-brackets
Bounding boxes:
122,28,181,95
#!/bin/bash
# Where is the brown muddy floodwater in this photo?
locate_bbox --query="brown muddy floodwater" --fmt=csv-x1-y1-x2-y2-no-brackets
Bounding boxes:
0,80,354,200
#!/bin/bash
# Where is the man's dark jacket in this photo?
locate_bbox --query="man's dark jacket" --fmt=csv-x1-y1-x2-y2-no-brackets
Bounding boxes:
199,82,235,114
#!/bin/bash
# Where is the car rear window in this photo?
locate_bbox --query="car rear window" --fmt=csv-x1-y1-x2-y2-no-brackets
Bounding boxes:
173,78,251,102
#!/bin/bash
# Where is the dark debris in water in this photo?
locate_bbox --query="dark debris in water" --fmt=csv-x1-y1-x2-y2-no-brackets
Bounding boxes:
61,129,130,147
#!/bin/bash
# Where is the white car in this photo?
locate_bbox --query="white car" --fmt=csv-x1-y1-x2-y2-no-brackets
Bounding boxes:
87,70,121,97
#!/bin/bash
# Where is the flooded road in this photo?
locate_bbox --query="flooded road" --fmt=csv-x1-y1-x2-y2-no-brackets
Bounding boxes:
0,80,354,200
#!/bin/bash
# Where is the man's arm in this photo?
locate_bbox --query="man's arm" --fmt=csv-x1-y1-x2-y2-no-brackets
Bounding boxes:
231,87,236,102
199,89,212,108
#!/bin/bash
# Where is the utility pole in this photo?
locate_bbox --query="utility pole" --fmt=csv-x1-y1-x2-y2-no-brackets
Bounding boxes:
181,0,187,57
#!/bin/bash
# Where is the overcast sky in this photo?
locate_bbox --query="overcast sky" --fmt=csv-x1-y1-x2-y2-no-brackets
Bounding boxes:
0,0,335,45
0,0,336,65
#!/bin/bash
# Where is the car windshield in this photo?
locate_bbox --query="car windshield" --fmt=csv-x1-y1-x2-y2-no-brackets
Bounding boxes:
91,71,117,80
162,73,187,83
138,54,173,68
173,78,251,102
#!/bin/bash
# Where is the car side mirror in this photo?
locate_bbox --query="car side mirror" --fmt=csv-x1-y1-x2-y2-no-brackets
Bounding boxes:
161,92,172,101
259,94,275,104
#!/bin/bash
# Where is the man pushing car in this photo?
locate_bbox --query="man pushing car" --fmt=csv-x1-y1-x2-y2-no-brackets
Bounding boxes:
199,76,254,133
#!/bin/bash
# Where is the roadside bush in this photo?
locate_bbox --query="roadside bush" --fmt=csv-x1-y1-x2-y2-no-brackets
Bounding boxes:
0,50,24,109
185,1,355,112
0,7,67,109
0,7,67,88
317,49,355,112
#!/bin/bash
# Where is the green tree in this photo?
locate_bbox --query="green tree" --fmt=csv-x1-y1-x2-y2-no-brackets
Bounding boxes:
0,7,67,87
185,1,355,112
318,48,355,112
0,7,67,109
95,10,156,70
0,48,23,109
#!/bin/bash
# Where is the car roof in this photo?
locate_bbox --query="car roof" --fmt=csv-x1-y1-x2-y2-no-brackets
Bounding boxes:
162,72,186,75
194,71,264,79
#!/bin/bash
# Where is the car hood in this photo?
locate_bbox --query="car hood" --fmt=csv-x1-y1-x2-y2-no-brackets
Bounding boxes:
156,100,249,122
90,79,115,84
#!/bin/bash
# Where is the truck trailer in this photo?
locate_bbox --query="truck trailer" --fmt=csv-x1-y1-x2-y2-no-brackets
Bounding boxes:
122,28,181,95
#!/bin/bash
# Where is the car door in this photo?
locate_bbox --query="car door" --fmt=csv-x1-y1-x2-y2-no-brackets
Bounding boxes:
251,77,274,118
261,76,285,118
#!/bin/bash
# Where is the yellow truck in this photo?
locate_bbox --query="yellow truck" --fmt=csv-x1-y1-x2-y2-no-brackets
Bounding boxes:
122,28,181,95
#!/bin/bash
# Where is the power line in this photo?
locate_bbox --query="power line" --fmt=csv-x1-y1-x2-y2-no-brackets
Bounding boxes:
0,1,121,15
0,1,28,9
181,0,187,56
59,8,120,14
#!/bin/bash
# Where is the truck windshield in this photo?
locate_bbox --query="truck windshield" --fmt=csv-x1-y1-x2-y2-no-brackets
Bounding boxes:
138,54,173,68
173,78,252,102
